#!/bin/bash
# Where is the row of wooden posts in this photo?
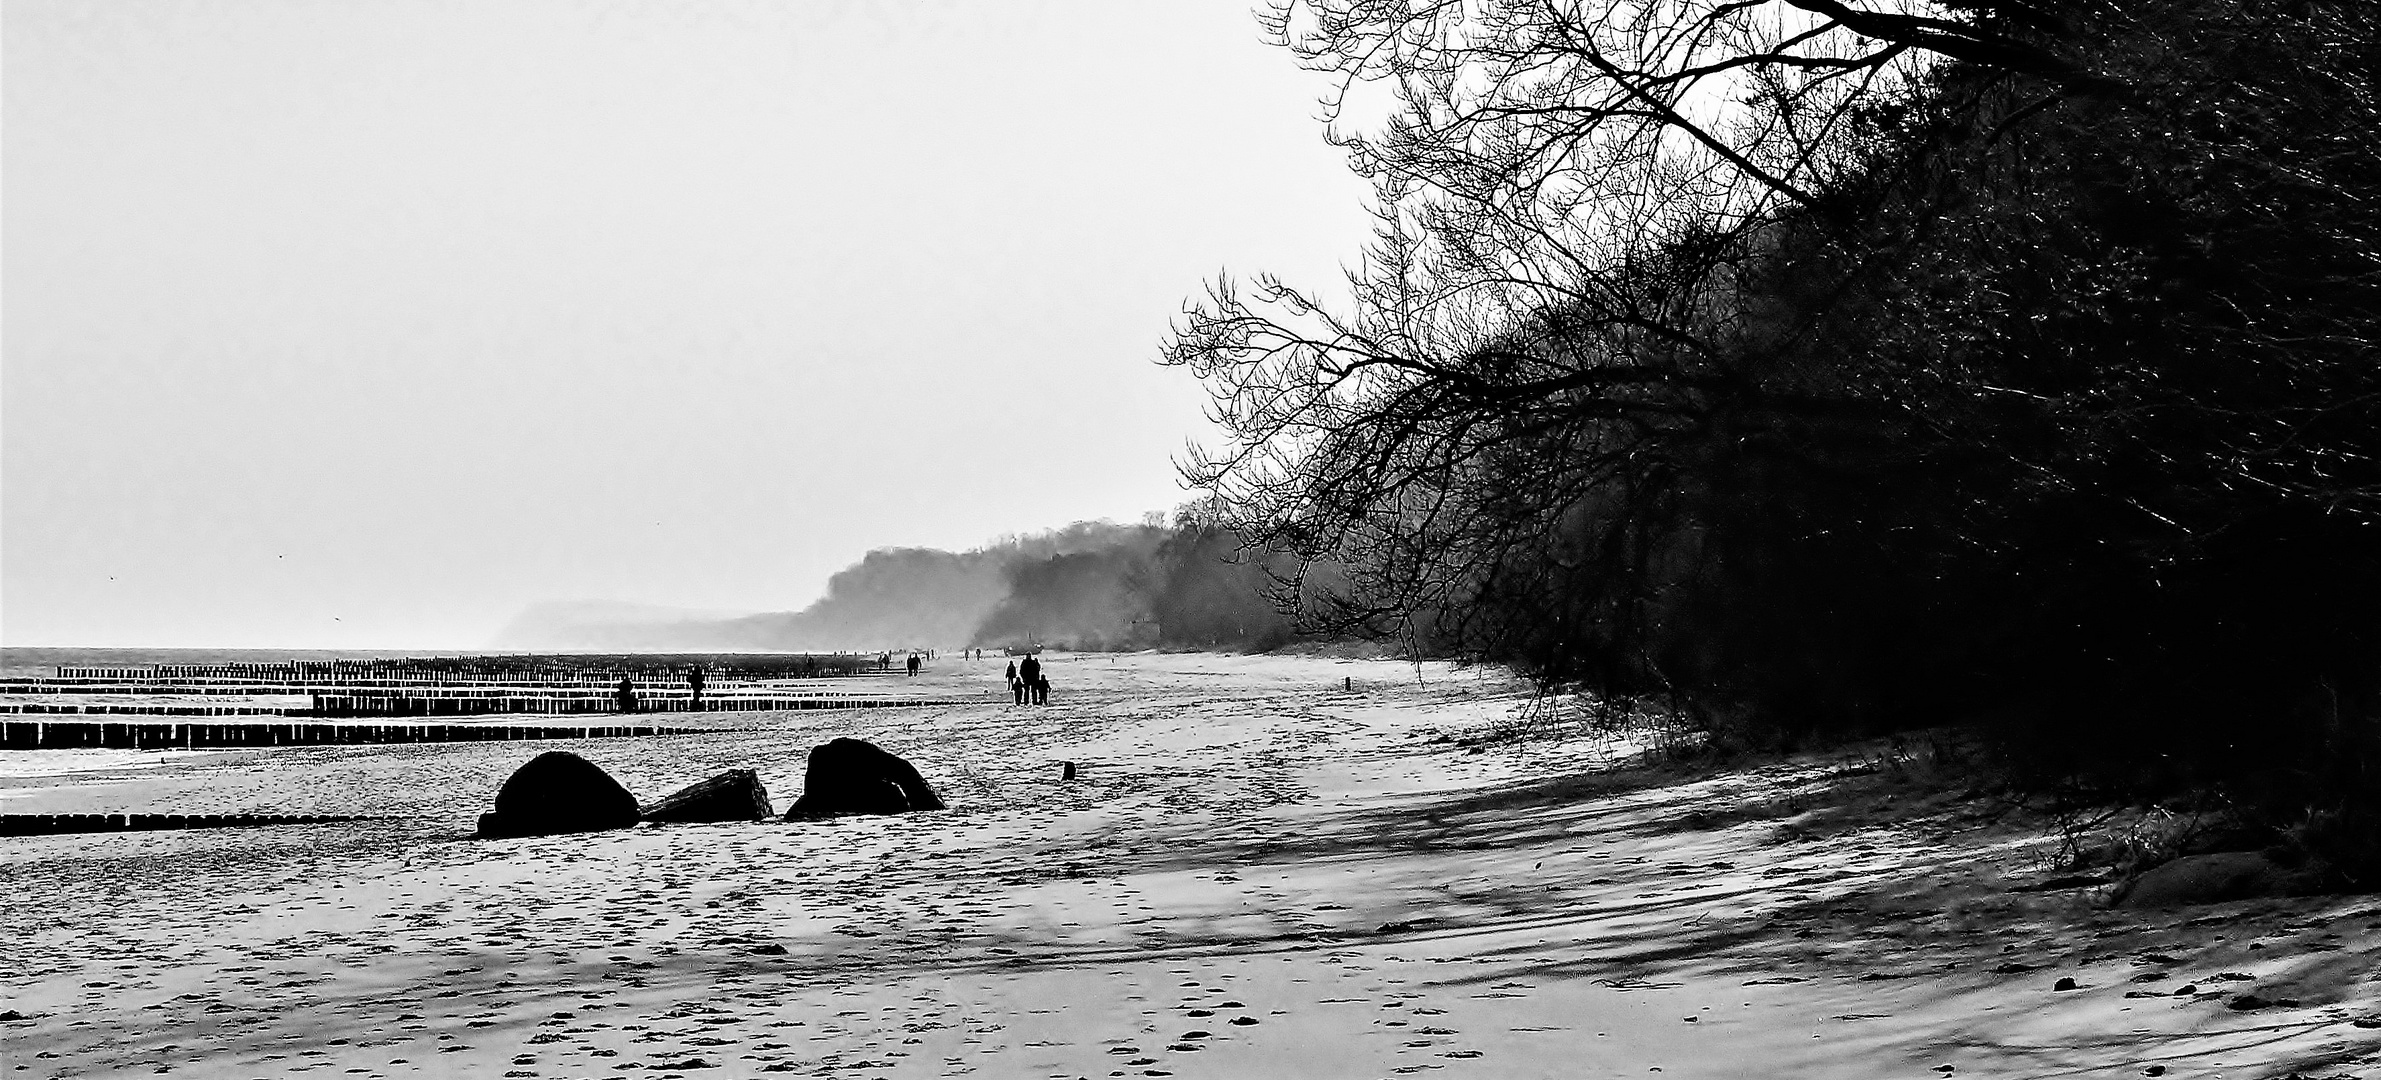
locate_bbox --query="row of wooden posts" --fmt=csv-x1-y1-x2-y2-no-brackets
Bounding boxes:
0,679,885,697
5,677,845,693
1,813,378,836
301,694,931,717
0,695,929,720
0,720,707,749
47,669,823,685
0,704,936,747
55,653,892,682
1,703,288,717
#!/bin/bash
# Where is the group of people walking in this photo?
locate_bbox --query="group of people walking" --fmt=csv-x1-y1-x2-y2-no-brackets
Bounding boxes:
1006,654,1050,705
616,665,706,713
617,653,1049,710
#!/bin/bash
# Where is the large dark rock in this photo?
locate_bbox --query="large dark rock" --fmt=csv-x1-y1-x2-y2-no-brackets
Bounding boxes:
786,738,944,817
2111,851,2320,908
643,769,773,824
476,751,641,839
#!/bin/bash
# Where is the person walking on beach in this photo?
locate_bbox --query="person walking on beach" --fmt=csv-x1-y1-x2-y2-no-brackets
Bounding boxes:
616,675,638,714
1034,672,1050,705
688,664,705,707
1005,660,1020,703
906,653,921,677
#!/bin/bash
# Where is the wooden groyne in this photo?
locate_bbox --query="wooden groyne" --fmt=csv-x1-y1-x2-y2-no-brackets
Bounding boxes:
0,703,291,717
3,653,939,723
0,720,707,749
55,652,892,682
1,677,872,695
0,701,936,747
298,692,933,717
1,813,383,836
0,695,935,720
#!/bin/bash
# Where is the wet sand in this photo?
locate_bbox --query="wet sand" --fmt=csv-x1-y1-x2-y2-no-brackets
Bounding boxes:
2,652,2374,1078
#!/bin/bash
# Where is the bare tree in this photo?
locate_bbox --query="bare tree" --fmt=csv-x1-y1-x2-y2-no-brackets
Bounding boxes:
1162,0,2381,700
1162,1,2059,654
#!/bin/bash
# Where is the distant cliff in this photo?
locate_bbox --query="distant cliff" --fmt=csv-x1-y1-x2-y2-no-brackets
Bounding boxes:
491,518,1294,653
722,546,1014,651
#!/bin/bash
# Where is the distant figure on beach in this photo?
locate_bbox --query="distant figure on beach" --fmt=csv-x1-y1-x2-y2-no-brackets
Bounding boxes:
688,664,705,706
616,676,638,714
1034,673,1050,705
1018,653,1040,702
906,653,921,677
1005,660,1019,703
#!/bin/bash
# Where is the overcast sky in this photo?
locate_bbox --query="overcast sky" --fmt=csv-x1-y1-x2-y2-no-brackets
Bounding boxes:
2,0,1376,648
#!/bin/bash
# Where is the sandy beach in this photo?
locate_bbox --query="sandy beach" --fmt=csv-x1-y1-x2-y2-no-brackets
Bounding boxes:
2,652,2374,1079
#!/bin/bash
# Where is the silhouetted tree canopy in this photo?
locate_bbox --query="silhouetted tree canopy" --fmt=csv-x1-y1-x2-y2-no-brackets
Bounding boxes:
1165,0,2381,839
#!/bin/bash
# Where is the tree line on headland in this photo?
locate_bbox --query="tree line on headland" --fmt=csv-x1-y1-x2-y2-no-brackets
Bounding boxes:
494,513,1299,656
1158,1,2381,879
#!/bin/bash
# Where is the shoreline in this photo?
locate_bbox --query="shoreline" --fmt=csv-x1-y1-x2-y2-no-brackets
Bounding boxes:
1,652,2372,1078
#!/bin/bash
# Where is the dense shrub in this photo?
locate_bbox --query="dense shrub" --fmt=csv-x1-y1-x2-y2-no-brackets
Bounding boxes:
1170,0,2381,867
